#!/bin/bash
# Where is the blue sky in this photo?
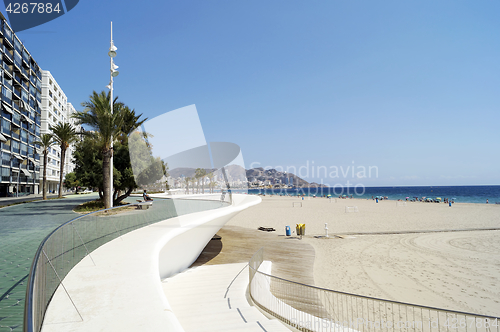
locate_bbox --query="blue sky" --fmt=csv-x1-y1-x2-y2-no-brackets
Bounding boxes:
4,0,499,186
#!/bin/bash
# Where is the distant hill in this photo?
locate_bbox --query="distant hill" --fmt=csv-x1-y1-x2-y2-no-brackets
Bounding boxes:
168,165,319,187
245,167,310,187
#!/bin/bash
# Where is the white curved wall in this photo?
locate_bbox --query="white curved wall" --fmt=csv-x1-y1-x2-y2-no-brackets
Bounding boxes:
157,195,261,279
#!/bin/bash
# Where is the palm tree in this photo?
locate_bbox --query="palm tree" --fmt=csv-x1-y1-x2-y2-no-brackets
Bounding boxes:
119,106,147,142
185,177,190,194
73,91,125,209
33,134,55,200
50,122,79,198
207,172,213,193
195,168,206,194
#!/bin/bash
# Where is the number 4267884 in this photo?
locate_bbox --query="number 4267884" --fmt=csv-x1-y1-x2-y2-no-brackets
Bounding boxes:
6,3,62,14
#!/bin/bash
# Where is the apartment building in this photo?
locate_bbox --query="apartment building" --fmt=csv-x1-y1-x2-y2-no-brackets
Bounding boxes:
0,16,43,197
40,70,81,194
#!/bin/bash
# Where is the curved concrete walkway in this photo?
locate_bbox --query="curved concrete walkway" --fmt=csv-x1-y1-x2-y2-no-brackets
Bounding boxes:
41,194,262,332
163,262,291,331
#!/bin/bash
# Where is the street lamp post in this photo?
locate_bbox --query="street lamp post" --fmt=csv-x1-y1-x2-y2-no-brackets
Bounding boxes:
107,21,119,208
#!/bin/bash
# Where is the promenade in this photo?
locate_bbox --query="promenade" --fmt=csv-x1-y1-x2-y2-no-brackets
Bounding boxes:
39,194,263,332
0,194,99,332
0,194,60,207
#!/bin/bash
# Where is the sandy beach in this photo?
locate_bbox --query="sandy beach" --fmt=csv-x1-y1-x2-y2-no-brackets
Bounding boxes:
225,195,500,317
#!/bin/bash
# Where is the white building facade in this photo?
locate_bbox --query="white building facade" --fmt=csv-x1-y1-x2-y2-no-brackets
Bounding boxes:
40,70,81,194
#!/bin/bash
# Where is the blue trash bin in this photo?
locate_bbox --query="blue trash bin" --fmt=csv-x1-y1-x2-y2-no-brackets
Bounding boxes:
285,226,291,236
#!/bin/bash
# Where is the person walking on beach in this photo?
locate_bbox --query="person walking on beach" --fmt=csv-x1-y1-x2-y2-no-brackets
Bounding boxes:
486,199,489,204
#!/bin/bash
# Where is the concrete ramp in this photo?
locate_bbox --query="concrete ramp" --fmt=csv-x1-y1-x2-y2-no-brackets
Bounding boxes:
163,262,291,332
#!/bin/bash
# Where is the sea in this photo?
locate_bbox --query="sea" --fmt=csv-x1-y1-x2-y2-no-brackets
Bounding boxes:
247,185,500,204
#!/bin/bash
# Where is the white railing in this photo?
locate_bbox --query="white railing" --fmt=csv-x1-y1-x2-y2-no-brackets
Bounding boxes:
249,248,500,332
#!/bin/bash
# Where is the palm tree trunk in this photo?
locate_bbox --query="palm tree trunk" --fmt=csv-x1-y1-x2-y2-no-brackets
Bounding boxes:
102,149,111,209
58,147,66,198
43,152,48,200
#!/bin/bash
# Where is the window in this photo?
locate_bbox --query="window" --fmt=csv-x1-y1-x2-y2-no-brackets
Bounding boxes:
1,167,10,181
2,111,12,121
1,153,11,166
2,87,12,100
21,130,27,143
21,90,28,103
14,37,22,53
14,51,22,65
20,143,27,156
1,119,10,135
12,140,20,154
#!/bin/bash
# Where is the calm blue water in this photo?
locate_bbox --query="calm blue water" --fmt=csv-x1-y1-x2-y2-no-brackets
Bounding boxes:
248,186,500,204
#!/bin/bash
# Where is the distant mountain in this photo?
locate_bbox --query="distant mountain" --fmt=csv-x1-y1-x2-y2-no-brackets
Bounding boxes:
168,165,316,187
245,167,311,187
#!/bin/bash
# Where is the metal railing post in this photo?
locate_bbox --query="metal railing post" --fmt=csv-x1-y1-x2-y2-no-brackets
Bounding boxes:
41,249,83,322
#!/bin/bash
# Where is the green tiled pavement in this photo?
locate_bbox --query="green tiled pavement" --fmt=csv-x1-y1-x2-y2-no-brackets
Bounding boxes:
0,194,99,332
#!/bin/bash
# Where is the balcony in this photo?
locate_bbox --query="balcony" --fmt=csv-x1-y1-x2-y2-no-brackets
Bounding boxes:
0,125,11,136
2,94,12,105
13,73,22,84
3,62,13,76
3,45,14,63
12,102,20,112
3,80,13,91
13,58,21,70
3,37,13,50
12,89,21,99
21,67,29,79
22,52,30,66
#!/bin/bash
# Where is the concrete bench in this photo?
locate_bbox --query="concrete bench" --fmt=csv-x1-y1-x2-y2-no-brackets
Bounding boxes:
136,199,153,210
